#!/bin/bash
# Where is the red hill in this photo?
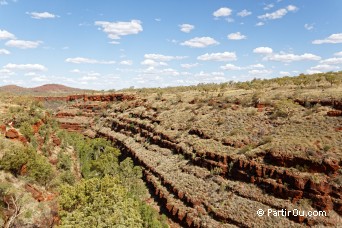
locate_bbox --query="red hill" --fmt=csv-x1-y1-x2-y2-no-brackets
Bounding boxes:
31,84,83,93
0,84,88,95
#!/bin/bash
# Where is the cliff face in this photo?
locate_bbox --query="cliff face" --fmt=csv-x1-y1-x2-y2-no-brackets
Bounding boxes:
53,92,342,227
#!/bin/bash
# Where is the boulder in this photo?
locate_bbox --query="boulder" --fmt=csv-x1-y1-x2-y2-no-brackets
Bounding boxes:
6,128,19,139
0,124,6,134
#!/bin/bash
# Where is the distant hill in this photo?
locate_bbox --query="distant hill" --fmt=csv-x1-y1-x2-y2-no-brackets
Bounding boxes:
31,84,83,93
0,85,28,93
0,84,89,95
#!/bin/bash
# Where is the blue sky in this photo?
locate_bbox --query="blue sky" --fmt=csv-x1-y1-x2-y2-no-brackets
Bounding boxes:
0,0,342,89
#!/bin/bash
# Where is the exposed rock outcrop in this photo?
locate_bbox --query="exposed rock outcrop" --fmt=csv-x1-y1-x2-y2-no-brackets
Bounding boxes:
5,128,19,139
0,124,6,134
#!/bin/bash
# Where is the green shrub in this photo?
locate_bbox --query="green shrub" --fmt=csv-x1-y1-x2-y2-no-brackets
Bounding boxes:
0,144,30,175
27,154,54,185
19,122,34,139
139,203,168,228
0,143,53,185
58,176,144,227
272,99,299,119
57,152,72,171
59,171,76,185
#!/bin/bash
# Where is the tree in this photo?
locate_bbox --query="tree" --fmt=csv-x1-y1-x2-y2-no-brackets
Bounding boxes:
58,176,144,228
272,99,299,119
325,73,337,87
90,146,120,177
27,153,54,186
0,144,30,176
0,183,29,228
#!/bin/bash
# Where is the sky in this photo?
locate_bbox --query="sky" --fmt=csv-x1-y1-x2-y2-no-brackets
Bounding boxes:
0,0,342,90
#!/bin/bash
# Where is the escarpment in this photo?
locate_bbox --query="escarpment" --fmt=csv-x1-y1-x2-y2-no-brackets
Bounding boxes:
53,92,342,227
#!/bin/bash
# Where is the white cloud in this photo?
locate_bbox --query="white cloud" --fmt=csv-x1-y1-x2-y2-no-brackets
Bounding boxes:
179,24,194,33
180,37,219,48
259,8,287,20
119,60,133,65
109,41,120,45
0,68,15,76
304,23,314,31
32,76,48,82
213,7,232,17
70,69,81,73
256,22,265,26
287,5,298,12
253,47,273,54
320,57,342,65
95,20,143,40
5,40,42,49
279,71,290,76
144,54,187,61
65,57,115,64
181,63,198,69
139,67,180,77
69,69,101,80
0,0,16,6
237,9,252,17
312,33,342,44
27,11,57,19
248,69,272,75
220,63,265,71
81,76,98,81
306,70,321,74
197,52,237,61
264,4,274,10
227,32,246,40
249,64,265,69
258,5,298,20
160,68,180,76
0,29,16,40
265,53,321,62
0,49,10,55
334,51,342,57
220,64,242,70
141,59,167,67
310,64,339,71
194,71,226,83
25,72,38,76
3,63,47,71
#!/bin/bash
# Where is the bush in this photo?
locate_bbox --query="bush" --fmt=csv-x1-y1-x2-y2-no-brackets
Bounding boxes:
59,176,144,227
57,152,72,171
19,122,34,139
0,143,53,185
0,144,30,175
59,171,76,185
272,99,299,119
139,203,168,228
27,154,54,185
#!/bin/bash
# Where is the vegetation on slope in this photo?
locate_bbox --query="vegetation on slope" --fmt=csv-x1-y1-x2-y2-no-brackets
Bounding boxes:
0,95,167,227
